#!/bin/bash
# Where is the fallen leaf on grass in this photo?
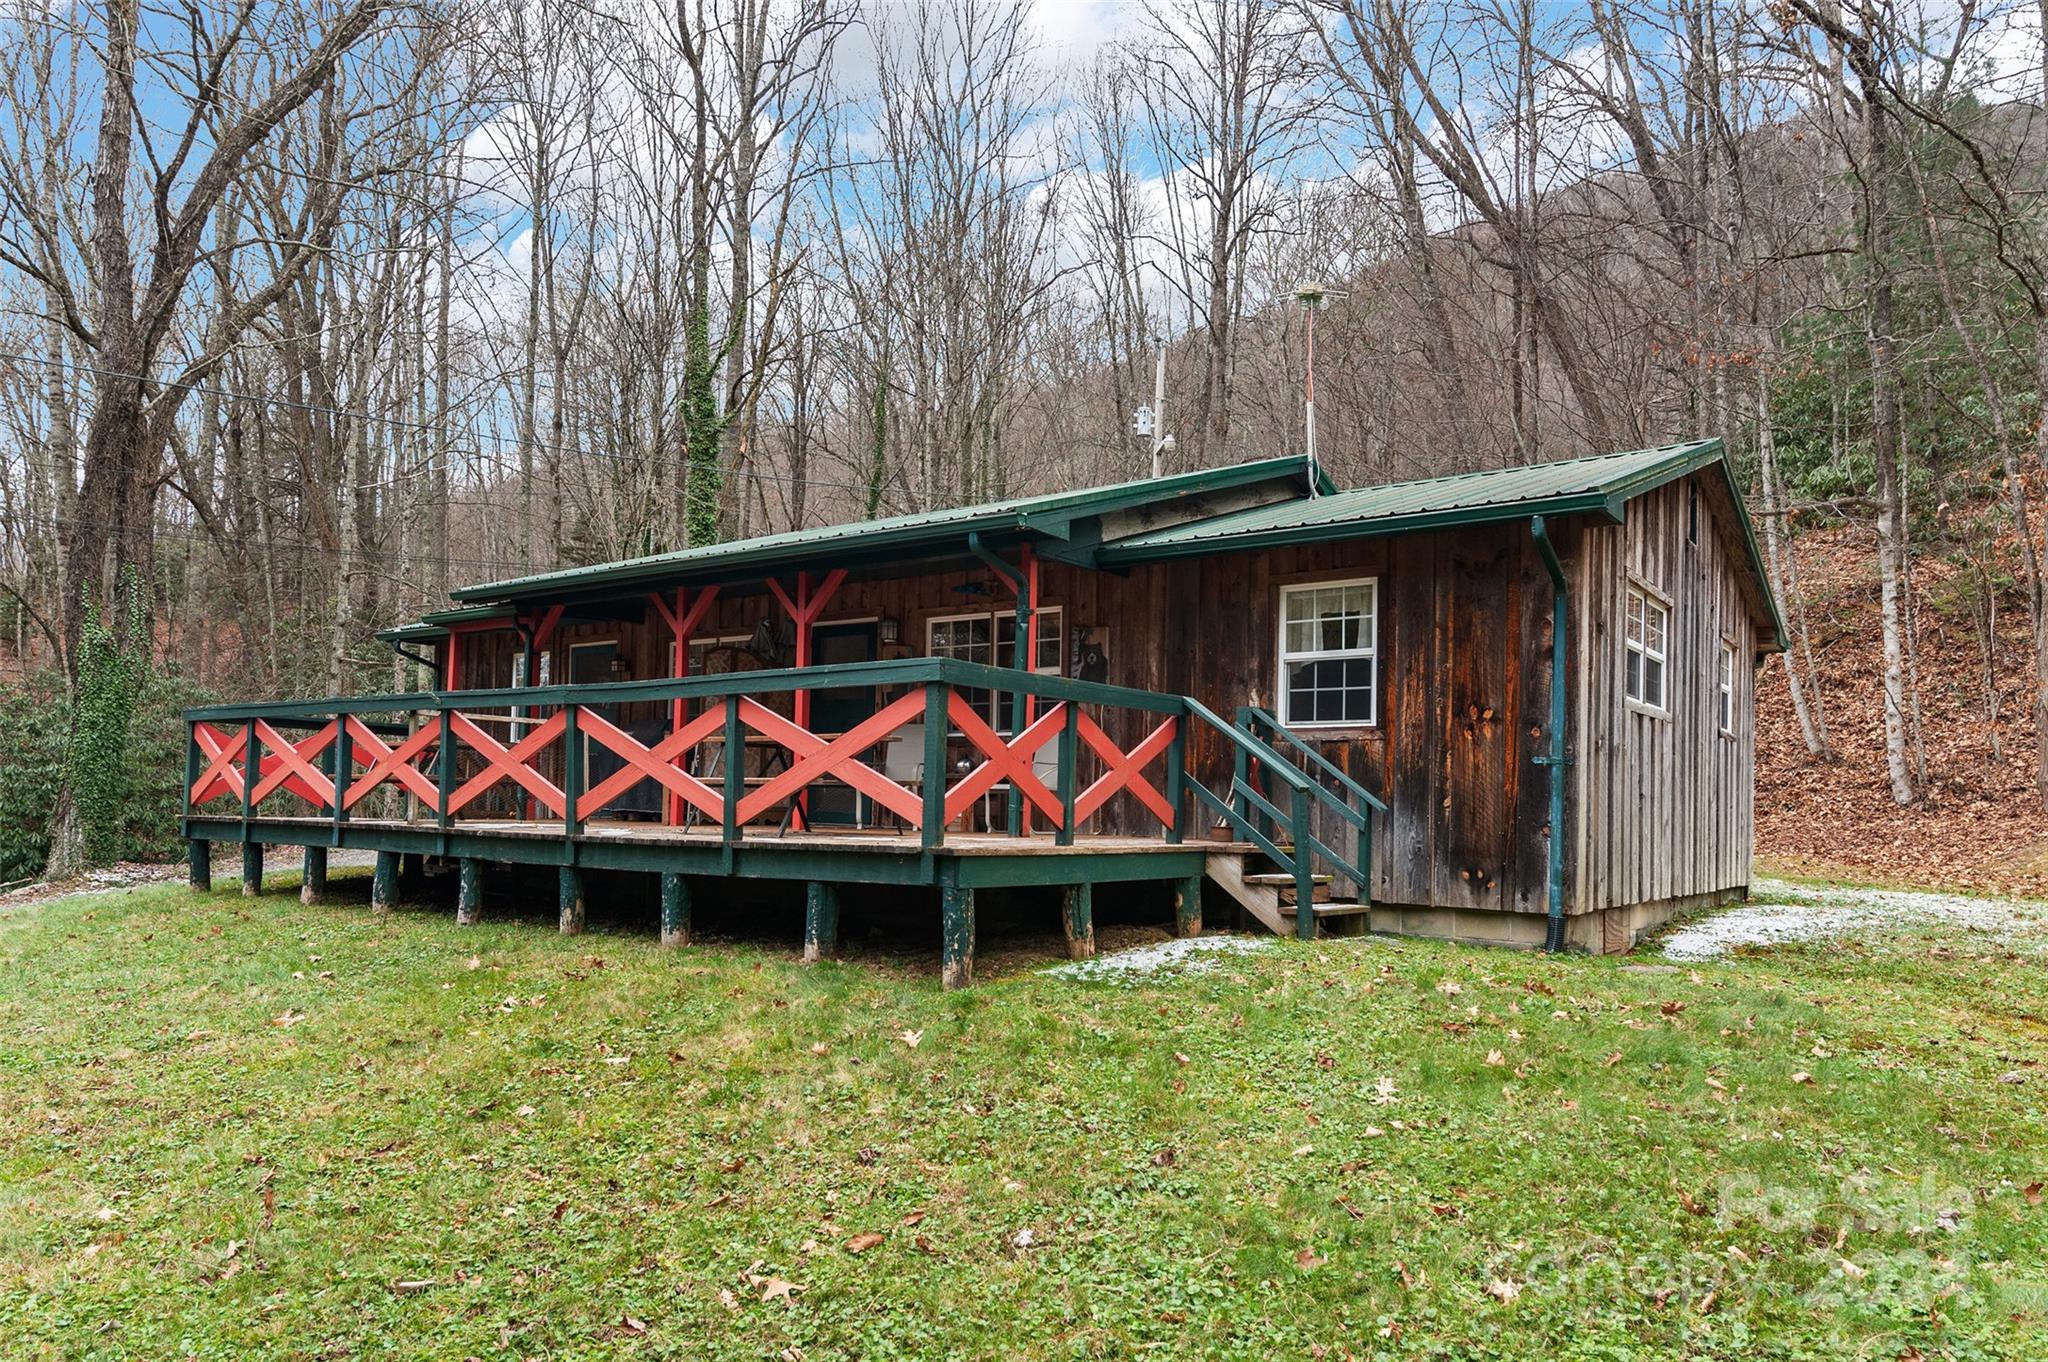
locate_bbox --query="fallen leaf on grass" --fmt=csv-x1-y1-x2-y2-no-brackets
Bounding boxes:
1173,1051,1190,1066
810,1042,829,1055
1679,1190,1709,1217
1603,1051,1623,1067
1485,1278,1521,1303
1485,1049,1506,1067
1372,1076,1399,1104
2024,1182,2043,1207
844,1232,885,1253
1295,1247,1325,1270
391,1279,435,1294
717,1288,740,1312
272,1010,306,1028
901,1210,926,1227
1152,1147,1177,1167
898,1029,923,1049
758,1277,803,1302
1790,1071,1814,1085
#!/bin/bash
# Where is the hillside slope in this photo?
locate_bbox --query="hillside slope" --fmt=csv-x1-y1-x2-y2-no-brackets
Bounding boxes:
1754,522,2048,895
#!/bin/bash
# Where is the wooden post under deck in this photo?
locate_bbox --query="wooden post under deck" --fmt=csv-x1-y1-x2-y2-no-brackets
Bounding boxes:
1173,874,1202,937
659,872,689,947
1061,883,1094,960
456,859,483,925
301,846,327,905
240,841,263,897
559,865,585,934
804,881,839,964
941,882,975,989
371,851,398,911
187,839,211,892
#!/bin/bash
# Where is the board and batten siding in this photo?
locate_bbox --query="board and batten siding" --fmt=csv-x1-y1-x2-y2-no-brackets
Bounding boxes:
1569,472,1758,920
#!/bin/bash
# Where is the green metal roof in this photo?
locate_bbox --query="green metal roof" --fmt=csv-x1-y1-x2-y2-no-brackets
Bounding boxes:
450,454,1328,605
1100,438,1784,648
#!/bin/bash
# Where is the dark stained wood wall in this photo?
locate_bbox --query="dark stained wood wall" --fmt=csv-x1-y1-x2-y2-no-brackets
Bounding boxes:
434,476,1761,915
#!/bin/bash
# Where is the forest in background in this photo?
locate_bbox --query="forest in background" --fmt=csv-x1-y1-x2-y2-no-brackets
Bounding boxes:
0,0,2045,881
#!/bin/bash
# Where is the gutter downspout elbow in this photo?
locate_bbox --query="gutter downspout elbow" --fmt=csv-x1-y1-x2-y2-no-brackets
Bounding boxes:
1530,516,1572,953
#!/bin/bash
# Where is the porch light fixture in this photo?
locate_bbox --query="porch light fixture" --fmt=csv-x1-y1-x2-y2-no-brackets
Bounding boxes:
878,616,900,646
609,654,629,681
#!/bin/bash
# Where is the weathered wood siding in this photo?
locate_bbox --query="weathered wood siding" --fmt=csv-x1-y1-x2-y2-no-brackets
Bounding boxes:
1569,472,1758,914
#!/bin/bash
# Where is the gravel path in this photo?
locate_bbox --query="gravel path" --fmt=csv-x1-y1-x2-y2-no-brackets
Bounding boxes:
1658,878,2048,961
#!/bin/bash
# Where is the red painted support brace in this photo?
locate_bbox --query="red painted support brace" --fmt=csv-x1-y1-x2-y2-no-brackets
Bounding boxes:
443,628,462,691
766,568,846,831
650,586,720,824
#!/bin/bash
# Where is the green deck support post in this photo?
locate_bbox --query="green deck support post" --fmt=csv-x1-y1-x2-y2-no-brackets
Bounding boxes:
301,846,327,905
241,840,263,897
804,881,840,964
940,881,975,989
456,859,483,926
659,873,689,948
1061,883,1094,960
559,865,585,935
371,850,399,912
1173,873,1202,937
187,839,211,893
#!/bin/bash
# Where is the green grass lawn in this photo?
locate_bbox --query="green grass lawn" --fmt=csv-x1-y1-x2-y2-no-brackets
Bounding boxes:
1,873,2043,1361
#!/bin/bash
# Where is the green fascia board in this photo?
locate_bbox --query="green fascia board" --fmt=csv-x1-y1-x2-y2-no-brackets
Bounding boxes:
373,604,516,644
449,454,1321,605
1100,439,1785,650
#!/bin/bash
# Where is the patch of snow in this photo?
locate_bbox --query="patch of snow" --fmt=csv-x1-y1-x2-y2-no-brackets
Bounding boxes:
1042,934,1273,983
1657,879,2048,961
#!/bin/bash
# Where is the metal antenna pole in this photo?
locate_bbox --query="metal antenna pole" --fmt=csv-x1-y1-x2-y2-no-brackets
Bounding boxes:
1150,336,1167,479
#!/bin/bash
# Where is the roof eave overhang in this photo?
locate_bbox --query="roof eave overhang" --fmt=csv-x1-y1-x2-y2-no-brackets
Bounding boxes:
1097,491,1629,565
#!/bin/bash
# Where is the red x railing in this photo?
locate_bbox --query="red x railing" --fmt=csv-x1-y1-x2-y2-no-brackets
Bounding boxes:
185,657,1191,850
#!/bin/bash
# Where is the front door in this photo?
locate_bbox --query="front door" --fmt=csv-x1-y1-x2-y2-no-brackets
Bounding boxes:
807,621,879,826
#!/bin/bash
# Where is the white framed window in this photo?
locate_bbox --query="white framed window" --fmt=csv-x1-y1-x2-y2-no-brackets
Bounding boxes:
1625,584,1669,712
927,607,1063,726
1278,578,1378,728
1717,641,1737,735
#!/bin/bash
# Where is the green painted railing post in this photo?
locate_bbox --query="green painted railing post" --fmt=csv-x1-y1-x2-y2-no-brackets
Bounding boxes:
241,719,258,833
563,704,584,841
331,716,352,839
1231,740,1249,831
721,698,743,874
435,703,455,838
1056,702,1079,847
1164,715,1186,844
181,720,200,828
921,684,947,852
1291,784,1315,941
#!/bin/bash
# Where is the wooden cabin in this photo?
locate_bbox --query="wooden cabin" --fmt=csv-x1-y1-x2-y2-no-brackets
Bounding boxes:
182,439,1783,982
